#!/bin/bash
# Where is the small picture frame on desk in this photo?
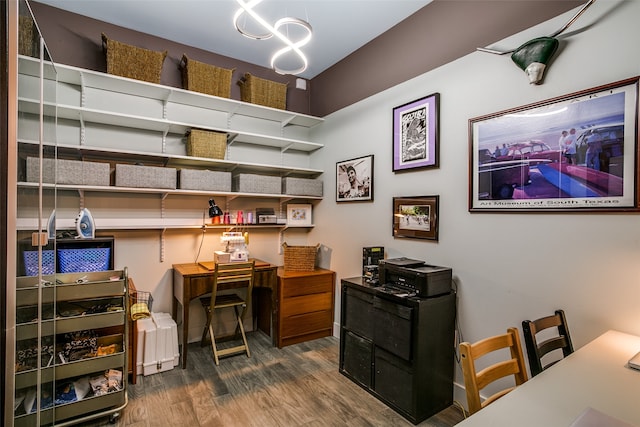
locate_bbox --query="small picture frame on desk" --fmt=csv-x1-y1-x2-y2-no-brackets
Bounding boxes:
287,204,312,226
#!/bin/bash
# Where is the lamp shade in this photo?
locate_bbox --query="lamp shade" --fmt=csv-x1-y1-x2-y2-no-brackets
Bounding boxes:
208,199,223,217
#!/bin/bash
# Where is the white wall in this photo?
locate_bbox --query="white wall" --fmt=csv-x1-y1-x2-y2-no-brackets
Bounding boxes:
110,0,640,401
308,0,640,401
109,209,311,342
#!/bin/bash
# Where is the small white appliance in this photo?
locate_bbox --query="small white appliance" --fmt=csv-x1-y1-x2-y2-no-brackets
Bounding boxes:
75,208,95,239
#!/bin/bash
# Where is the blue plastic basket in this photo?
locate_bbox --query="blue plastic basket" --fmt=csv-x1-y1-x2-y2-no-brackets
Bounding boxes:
23,250,56,276
58,248,111,273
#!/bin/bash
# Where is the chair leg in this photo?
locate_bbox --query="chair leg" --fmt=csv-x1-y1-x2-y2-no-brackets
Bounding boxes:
201,308,212,347
234,306,251,359
209,323,220,365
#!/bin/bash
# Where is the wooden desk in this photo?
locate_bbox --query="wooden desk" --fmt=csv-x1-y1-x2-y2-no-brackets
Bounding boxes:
172,259,277,369
457,330,640,426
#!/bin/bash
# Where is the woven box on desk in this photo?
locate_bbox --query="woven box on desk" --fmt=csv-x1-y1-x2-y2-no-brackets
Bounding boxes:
238,73,287,110
186,129,227,159
282,177,323,197
115,164,177,189
282,243,319,272
102,33,167,84
179,169,231,192
58,247,111,273
233,173,281,194
26,157,111,186
180,54,234,98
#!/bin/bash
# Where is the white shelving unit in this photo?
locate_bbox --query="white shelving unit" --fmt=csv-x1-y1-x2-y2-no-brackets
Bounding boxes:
17,55,326,236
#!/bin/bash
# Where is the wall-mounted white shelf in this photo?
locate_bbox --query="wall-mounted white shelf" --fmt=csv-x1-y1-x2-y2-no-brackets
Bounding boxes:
16,217,315,232
17,54,324,260
18,55,323,129
17,98,324,154
17,139,324,177
17,181,323,201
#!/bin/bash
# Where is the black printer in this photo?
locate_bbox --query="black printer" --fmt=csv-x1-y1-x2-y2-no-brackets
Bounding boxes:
378,257,452,298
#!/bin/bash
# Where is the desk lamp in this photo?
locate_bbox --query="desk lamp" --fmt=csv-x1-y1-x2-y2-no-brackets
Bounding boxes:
208,199,223,224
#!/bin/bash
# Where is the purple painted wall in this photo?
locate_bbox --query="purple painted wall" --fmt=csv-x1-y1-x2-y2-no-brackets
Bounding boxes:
30,1,581,117
310,0,583,116
30,2,311,114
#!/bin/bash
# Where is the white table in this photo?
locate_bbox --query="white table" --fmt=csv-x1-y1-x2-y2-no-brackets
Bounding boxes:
456,330,640,426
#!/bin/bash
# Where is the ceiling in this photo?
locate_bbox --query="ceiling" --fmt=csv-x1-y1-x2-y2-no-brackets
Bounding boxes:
34,0,433,79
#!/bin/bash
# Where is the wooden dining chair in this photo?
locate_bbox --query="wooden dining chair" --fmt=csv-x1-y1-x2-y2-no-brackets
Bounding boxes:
522,309,574,377
459,327,528,415
199,261,255,365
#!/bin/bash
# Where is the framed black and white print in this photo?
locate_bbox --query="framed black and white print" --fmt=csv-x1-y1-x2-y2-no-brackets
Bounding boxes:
336,155,374,202
393,93,440,172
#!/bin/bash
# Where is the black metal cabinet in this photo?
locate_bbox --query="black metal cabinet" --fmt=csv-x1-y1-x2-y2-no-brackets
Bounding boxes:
339,277,456,424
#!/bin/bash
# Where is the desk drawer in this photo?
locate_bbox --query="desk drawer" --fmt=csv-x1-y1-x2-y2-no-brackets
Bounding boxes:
190,276,211,297
282,292,332,317
281,310,333,337
281,274,333,297
277,268,335,348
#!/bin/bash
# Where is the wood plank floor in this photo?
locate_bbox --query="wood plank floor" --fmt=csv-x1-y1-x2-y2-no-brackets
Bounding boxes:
78,332,467,426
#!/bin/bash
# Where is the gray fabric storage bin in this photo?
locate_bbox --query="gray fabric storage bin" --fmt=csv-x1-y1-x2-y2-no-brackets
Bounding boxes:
26,157,110,186
233,173,281,194
179,169,231,191
282,177,323,197
115,164,177,189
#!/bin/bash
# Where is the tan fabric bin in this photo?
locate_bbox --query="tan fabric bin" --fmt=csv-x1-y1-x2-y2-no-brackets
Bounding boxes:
179,169,231,192
115,164,176,189
26,157,110,186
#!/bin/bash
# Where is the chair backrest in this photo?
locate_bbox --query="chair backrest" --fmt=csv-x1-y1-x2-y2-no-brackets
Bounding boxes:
522,309,574,377
211,261,255,300
459,327,528,415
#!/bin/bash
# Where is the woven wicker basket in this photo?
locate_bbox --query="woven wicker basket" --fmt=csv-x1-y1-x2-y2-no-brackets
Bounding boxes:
238,73,287,110
19,15,35,57
180,54,234,98
102,33,167,84
186,129,227,159
282,243,318,271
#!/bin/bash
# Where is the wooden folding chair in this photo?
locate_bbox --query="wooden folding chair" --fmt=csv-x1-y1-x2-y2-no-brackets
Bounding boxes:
200,261,254,365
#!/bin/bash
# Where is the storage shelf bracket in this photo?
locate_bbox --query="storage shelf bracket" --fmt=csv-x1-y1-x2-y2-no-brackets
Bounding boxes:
79,71,87,108
227,133,239,153
79,73,87,145
160,228,166,262
280,197,294,204
161,193,168,218
161,128,168,154
162,97,169,120
281,115,295,129
281,142,295,154
79,114,86,146
278,229,285,254
227,106,241,124
77,189,85,209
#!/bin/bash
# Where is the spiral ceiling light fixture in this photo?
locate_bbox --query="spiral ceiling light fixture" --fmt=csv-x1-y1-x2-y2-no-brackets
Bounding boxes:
233,0,312,75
